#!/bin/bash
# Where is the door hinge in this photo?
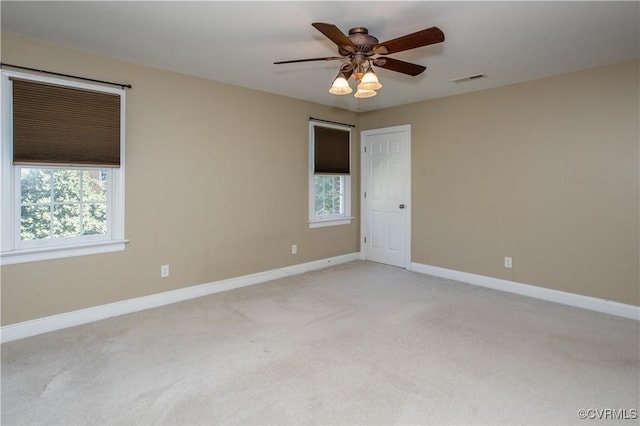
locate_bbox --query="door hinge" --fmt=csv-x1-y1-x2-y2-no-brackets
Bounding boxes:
364,146,367,153
364,237,367,243
364,191,367,198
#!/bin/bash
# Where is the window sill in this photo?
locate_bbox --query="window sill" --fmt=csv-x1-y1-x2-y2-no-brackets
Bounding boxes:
1,239,129,265
309,217,354,229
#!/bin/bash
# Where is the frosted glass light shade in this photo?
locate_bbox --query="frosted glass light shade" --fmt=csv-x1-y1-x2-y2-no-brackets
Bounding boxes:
329,75,353,95
354,88,377,98
358,67,382,90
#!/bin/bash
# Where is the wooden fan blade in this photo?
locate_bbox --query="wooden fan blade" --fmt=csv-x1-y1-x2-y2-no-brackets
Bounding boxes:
374,27,444,55
274,56,344,65
312,22,357,53
373,57,426,76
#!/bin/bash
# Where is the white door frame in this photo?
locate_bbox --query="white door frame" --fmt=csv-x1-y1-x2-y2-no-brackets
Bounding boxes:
360,124,412,269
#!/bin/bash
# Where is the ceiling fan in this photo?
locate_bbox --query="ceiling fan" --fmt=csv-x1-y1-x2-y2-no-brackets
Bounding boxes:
274,23,445,98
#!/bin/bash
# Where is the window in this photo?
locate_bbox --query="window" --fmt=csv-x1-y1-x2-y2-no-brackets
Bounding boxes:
309,121,352,228
19,167,109,242
1,71,126,265
314,175,344,217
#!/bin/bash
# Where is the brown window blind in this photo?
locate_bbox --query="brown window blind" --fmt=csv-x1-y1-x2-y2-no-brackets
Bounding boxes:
314,126,350,174
11,78,121,167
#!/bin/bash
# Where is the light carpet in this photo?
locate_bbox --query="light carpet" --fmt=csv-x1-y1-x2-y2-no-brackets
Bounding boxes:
2,261,639,425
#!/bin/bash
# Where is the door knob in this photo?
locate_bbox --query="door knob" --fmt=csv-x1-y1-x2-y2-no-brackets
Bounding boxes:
399,204,405,209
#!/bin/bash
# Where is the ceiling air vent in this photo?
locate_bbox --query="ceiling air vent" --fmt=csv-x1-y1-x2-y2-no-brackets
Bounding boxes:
452,73,486,83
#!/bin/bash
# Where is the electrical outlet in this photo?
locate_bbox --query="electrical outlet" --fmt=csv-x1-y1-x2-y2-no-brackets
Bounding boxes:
504,257,512,269
291,244,297,255
161,264,170,278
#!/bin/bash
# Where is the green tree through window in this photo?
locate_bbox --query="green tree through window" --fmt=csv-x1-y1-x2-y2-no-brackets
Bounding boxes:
20,167,108,241
314,175,343,217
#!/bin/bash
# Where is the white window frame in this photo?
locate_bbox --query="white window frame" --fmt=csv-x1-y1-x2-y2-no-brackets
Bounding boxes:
308,121,352,228
0,70,127,265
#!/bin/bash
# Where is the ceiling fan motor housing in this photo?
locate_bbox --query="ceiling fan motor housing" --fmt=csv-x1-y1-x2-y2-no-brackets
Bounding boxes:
338,27,379,59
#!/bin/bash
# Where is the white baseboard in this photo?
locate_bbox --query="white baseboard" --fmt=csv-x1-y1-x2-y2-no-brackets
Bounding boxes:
1,252,361,343
411,262,640,321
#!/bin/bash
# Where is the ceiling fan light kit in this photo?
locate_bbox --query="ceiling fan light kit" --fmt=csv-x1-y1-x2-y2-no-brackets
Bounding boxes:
330,63,382,97
275,22,445,100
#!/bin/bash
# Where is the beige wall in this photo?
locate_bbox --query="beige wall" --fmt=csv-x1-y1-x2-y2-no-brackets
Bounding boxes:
361,60,640,306
0,33,360,325
2,34,638,327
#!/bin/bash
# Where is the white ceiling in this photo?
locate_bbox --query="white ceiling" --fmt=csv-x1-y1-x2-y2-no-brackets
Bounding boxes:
2,1,638,112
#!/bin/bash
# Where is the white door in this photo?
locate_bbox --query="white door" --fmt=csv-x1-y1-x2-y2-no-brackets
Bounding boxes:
362,125,411,268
